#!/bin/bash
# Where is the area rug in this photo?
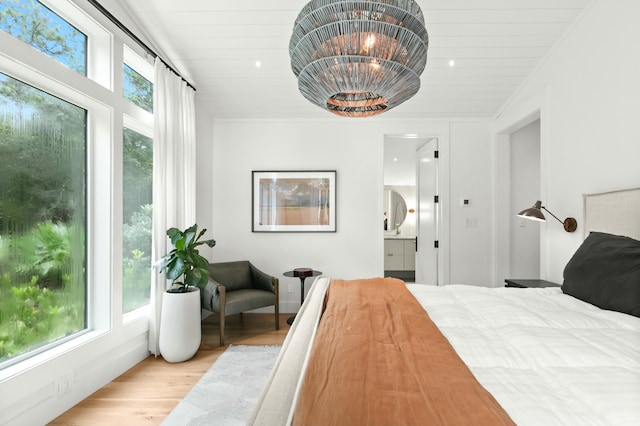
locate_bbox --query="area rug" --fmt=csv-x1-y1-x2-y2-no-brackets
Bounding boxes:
162,345,281,426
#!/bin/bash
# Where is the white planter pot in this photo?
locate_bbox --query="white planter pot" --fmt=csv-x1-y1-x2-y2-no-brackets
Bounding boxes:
159,286,201,363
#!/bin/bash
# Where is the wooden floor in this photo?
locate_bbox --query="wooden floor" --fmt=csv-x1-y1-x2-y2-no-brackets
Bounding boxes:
50,313,289,425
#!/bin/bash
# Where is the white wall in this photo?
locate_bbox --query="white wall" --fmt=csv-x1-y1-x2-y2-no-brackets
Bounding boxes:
495,0,640,283
448,122,496,285
207,118,495,312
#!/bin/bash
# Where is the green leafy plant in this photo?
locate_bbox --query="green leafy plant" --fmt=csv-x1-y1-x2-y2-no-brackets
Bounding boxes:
0,275,83,360
156,224,216,293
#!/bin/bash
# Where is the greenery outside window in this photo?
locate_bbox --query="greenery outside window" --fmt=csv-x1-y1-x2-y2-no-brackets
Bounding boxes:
0,72,87,366
124,63,153,113
123,127,152,312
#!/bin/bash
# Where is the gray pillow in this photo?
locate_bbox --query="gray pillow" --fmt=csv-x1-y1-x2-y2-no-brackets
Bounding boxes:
562,232,640,317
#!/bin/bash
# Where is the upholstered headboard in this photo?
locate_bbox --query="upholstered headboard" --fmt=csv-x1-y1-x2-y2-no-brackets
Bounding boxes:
583,188,640,240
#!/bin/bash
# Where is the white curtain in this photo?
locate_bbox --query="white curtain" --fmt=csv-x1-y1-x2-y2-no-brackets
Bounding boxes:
149,57,197,355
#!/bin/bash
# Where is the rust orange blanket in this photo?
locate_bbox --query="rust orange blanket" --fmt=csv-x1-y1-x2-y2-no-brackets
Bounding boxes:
293,278,515,426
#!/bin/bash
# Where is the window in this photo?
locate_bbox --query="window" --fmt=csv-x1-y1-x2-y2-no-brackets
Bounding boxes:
0,72,87,364
0,0,87,74
0,0,156,380
122,48,154,313
124,63,153,113
122,127,152,312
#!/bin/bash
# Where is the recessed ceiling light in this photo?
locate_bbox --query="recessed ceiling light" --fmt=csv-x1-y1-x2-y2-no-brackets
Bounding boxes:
255,60,262,68
449,60,455,67
393,158,399,162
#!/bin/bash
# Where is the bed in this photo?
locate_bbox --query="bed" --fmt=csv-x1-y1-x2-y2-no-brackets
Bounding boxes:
249,188,640,425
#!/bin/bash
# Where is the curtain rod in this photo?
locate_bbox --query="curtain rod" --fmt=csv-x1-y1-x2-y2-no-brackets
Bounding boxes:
87,0,196,91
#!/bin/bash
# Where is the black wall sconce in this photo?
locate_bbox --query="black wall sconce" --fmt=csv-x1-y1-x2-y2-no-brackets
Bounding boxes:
517,200,578,233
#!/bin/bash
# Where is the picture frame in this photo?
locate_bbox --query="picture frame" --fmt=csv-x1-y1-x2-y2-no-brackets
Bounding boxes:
252,170,336,232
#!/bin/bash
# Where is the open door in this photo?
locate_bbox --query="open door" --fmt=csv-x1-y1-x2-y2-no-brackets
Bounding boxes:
416,139,438,285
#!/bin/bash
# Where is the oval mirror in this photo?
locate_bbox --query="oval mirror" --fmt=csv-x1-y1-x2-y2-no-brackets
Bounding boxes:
384,189,407,233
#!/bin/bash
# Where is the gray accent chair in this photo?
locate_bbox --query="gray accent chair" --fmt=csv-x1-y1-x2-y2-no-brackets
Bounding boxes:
201,261,279,346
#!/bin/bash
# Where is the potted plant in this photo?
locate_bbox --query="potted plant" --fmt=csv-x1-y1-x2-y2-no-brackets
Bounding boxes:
156,224,216,362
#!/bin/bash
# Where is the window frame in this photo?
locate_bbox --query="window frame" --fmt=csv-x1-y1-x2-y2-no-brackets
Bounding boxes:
39,0,113,88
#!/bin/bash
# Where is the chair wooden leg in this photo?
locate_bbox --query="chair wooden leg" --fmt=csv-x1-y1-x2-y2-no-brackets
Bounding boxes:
219,286,226,346
274,278,280,330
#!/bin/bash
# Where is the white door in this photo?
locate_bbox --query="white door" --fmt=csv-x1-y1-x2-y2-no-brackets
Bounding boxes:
416,139,438,285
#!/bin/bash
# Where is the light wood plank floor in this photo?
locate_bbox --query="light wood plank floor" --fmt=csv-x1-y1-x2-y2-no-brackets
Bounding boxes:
50,313,289,425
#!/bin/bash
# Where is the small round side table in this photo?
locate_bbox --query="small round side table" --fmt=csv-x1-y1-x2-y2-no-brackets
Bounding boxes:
283,268,322,325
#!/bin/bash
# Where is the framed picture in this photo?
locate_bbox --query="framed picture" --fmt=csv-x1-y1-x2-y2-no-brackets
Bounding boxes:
252,170,336,232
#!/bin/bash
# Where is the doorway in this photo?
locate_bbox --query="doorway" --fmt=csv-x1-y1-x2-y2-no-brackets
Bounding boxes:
495,115,542,283
383,135,438,284
509,120,541,278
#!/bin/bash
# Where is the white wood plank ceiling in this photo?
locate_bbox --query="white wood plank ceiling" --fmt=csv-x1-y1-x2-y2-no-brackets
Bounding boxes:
116,0,593,120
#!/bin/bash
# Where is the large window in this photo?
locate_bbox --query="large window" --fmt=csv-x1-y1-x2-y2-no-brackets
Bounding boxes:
0,0,90,368
0,0,156,370
0,72,87,364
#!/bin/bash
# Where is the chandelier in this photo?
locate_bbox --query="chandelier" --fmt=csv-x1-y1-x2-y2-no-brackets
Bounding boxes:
289,0,429,118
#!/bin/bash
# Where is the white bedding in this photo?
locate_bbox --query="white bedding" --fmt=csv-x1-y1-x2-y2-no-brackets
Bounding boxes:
408,284,640,426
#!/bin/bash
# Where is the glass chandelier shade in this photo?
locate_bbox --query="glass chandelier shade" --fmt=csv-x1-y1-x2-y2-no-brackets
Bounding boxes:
289,0,429,117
